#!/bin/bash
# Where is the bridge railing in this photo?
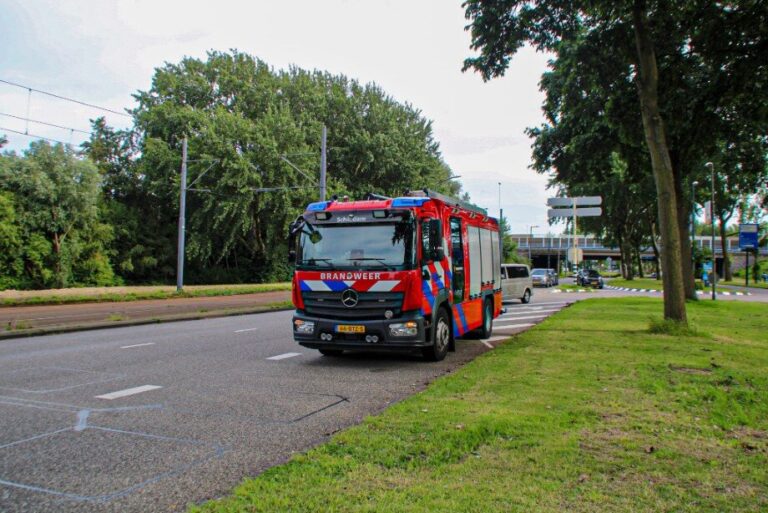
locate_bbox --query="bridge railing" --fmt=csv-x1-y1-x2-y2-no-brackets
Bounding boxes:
515,235,767,255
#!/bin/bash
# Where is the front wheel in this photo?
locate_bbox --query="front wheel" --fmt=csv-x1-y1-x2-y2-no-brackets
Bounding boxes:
423,308,451,361
521,289,531,304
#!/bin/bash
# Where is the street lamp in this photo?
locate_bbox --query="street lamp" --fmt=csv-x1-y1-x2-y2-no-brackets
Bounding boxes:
691,180,699,279
528,224,539,263
705,162,716,300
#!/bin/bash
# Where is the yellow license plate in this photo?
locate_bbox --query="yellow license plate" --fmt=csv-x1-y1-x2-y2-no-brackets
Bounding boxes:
336,325,365,334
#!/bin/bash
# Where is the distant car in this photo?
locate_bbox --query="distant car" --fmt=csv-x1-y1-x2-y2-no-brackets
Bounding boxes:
547,268,559,286
581,269,604,289
531,268,551,287
501,264,534,303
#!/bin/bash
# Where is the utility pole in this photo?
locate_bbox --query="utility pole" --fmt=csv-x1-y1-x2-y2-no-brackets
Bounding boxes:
176,137,188,292
706,162,716,300
691,180,698,279
320,125,327,201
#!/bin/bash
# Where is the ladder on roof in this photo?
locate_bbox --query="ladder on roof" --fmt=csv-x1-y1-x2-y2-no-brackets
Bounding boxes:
410,189,489,217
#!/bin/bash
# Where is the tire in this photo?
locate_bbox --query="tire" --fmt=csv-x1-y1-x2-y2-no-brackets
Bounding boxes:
478,299,493,339
423,308,451,361
319,349,343,356
521,289,531,304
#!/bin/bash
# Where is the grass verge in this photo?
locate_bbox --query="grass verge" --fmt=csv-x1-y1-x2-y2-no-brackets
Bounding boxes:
191,297,768,513
556,284,596,292
608,278,664,290
0,283,291,307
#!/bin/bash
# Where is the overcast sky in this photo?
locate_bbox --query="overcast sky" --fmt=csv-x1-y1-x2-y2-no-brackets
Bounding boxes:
0,0,563,233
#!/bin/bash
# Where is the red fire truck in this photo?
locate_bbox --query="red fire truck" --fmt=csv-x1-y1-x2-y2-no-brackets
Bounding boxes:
288,189,502,361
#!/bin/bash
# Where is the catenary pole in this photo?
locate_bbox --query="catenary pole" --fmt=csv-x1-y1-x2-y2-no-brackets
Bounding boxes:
176,137,188,292
320,125,327,201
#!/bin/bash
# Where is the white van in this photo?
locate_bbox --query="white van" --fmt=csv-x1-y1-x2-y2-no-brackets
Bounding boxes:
501,264,533,304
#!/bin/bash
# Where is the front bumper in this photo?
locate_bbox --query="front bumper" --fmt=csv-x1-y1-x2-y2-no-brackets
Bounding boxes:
292,310,429,351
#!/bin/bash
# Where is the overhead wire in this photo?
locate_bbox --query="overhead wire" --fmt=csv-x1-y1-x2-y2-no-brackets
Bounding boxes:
0,126,72,146
0,78,132,118
0,112,91,135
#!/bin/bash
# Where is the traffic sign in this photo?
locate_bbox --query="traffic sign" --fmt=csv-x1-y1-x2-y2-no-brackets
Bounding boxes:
547,196,602,207
548,207,602,219
739,223,759,250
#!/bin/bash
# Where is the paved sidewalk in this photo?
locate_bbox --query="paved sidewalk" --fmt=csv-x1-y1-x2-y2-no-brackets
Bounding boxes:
0,291,291,339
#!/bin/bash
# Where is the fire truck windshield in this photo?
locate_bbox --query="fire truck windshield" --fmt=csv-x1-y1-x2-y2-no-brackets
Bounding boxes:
297,219,415,270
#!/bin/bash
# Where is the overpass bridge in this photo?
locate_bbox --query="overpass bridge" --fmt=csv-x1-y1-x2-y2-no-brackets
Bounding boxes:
514,234,767,271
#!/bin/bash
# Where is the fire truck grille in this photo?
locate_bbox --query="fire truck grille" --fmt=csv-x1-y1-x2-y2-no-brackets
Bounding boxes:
301,291,404,320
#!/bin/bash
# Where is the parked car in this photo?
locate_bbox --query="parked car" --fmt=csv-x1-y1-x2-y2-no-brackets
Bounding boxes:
531,268,551,287
501,264,533,303
581,269,605,288
547,268,559,286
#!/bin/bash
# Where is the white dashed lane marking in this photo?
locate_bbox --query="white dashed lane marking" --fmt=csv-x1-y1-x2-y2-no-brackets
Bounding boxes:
494,322,536,330
266,352,302,361
95,385,163,400
234,327,260,333
120,342,155,349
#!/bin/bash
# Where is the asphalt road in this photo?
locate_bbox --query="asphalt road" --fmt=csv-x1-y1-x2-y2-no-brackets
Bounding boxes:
0,296,576,512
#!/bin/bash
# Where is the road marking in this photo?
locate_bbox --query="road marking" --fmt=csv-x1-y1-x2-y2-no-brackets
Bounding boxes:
494,323,536,330
486,335,509,342
95,385,162,400
497,315,549,322
234,327,260,333
266,352,302,361
120,342,155,349
480,340,494,349
501,308,560,316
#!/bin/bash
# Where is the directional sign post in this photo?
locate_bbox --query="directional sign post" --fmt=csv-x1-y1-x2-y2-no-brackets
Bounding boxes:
547,196,602,267
740,224,759,286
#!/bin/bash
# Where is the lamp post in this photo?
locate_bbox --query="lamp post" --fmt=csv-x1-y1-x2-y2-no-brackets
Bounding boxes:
528,225,539,263
705,162,716,300
691,180,698,280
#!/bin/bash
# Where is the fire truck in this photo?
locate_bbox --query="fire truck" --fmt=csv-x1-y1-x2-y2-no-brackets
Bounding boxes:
288,189,502,361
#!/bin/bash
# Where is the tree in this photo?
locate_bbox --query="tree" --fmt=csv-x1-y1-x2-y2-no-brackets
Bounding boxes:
0,142,114,288
464,0,768,322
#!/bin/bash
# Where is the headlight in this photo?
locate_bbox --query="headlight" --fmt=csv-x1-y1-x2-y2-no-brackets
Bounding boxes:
389,321,418,337
294,320,315,334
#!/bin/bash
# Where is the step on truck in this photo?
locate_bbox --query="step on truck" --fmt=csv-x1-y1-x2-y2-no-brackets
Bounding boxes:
288,189,502,361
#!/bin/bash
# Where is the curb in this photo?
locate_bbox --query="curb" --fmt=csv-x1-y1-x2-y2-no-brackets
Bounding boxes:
0,304,294,341
605,285,752,296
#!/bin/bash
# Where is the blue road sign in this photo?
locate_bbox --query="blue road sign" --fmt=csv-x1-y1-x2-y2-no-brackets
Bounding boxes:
739,223,759,250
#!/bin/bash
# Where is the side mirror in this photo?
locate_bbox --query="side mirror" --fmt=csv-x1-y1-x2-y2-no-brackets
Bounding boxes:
288,249,296,264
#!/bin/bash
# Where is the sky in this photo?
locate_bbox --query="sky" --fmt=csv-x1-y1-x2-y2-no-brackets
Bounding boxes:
0,0,563,233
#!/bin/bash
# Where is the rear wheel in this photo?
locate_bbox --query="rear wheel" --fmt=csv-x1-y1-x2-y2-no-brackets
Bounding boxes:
478,299,493,339
319,349,343,357
423,308,451,361
521,289,531,304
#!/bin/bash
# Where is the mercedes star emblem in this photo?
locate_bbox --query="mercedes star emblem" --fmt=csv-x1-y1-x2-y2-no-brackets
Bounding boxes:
341,288,359,308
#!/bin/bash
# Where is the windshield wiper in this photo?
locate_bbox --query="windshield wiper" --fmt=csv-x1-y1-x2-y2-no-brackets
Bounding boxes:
346,257,396,270
299,258,333,267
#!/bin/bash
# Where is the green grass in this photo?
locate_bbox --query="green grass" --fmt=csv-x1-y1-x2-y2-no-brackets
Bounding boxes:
556,284,595,292
609,278,664,290
189,298,768,513
0,283,291,307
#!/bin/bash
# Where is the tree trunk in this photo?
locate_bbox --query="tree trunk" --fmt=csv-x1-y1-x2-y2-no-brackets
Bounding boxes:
649,221,662,279
635,247,644,278
718,217,732,281
623,241,635,280
632,1,687,323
